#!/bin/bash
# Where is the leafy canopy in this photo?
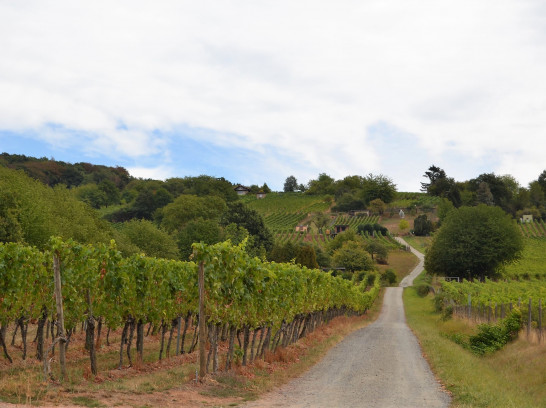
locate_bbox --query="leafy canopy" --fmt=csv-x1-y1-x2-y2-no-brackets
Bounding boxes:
425,205,523,280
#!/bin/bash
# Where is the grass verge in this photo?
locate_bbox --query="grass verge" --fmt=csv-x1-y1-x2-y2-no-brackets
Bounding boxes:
403,284,546,408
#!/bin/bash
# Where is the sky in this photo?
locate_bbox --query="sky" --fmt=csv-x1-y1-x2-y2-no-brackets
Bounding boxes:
1,0,545,192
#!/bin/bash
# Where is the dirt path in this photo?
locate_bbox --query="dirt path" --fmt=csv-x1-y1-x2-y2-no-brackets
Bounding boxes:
244,238,450,408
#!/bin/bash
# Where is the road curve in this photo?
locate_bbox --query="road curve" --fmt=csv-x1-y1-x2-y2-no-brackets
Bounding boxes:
244,238,450,408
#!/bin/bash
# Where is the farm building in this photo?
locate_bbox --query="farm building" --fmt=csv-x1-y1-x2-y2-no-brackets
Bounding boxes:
234,185,251,196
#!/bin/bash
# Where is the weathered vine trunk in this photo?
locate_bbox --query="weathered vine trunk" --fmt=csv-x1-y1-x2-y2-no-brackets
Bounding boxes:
159,320,167,360
85,289,97,376
255,327,265,361
213,323,220,372
11,320,18,346
136,319,145,363
249,328,258,362
166,318,177,358
20,317,29,360
118,320,130,369
259,326,272,359
180,313,191,354
189,321,198,353
206,323,214,373
36,308,47,361
272,321,285,352
126,318,135,366
0,324,13,363
242,325,250,366
95,317,103,349
225,325,236,370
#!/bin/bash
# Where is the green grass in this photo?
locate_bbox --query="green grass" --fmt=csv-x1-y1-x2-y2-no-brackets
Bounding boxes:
402,235,432,254
404,284,546,407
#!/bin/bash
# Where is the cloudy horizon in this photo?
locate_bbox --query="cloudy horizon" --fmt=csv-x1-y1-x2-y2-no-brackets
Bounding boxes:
1,0,545,191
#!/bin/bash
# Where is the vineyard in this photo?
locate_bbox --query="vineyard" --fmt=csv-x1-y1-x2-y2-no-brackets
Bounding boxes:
441,279,546,308
436,235,546,342
0,238,380,382
274,229,403,251
330,214,380,228
503,237,546,280
387,192,442,210
241,193,332,232
242,193,332,214
439,278,545,340
519,219,546,237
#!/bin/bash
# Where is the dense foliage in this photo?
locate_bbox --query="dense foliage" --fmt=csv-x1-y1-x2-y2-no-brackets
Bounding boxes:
421,164,546,219
425,205,523,280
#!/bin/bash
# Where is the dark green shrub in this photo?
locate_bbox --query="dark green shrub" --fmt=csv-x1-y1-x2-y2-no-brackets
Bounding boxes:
433,292,446,311
441,305,453,321
380,269,397,286
413,214,433,236
469,309,522,355
415,283,430,297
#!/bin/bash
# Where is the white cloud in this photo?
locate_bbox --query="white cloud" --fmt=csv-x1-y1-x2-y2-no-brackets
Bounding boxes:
1,0,545,190
126,165,174,181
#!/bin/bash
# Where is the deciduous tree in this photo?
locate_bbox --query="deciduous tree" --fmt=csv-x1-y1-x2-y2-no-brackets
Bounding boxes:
425,205,523,280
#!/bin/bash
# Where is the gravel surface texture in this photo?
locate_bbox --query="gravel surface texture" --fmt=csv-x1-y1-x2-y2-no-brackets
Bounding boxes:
244,238,450,408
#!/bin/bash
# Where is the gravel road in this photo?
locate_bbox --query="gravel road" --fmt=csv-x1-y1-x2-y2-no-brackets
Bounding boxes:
244,239,450,408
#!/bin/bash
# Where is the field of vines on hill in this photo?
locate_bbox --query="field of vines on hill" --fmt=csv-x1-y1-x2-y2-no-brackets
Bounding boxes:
388,192,442,210
0,238,380,377
242,193,332,214
331,214,380,229
441,279,546,306
519,219,546,238
242,193,332,232
503,237,546,279
360,231,404,250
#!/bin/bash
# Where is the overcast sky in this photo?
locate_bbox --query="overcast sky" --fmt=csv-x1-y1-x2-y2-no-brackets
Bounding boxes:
1,0,545,191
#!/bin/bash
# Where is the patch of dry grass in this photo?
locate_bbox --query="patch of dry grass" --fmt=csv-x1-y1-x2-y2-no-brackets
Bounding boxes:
376,249,419,282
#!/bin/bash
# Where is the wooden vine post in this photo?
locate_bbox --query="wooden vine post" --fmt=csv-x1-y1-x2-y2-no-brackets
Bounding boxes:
53,252,67,380
198,261,206,381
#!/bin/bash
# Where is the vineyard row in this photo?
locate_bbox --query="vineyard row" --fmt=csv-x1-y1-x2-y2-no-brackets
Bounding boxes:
0,238,380,377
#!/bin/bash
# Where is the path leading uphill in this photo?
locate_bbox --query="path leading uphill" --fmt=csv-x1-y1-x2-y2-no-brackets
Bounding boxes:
244,238,450,408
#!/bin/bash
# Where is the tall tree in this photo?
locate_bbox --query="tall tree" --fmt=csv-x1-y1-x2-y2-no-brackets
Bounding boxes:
537,170,546,194
421,165,461,207
425,205,523,281
220,202,273,252
306,173,336,195
283,175,298,192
